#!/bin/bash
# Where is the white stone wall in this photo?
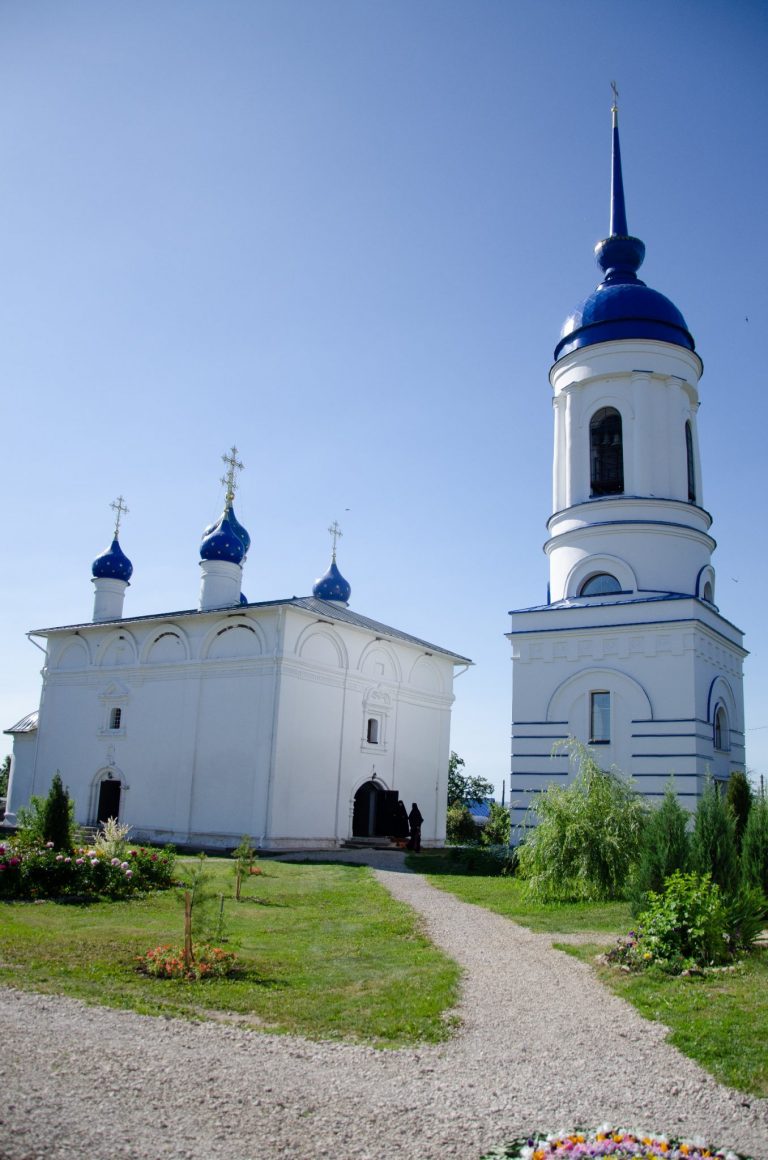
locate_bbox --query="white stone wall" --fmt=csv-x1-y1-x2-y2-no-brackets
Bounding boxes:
6,602,457,850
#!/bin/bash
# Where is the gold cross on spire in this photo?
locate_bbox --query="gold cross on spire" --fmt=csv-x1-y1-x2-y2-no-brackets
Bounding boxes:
611,79,619,110
328,520,343,558
220,445,244,504
110,495,129,538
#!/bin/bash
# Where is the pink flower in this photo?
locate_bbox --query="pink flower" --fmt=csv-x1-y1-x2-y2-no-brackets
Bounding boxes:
120,861,129,869
90,858,98,866
56,854,64,862
64,856,71,863
46,841,54,849
76,858,84,865
125,869,133,878
111,858,120,866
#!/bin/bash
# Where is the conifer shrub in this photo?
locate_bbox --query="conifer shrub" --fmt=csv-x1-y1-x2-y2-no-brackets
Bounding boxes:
481,801,511,847
628,780,690,915
691,774,739,897
517,741,646,902
445,803,480,845
741,786,768,899
42,773,75,851
726,769,753,853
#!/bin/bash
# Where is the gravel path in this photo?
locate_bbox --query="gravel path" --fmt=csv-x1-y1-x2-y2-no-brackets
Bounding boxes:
0,851,766,1160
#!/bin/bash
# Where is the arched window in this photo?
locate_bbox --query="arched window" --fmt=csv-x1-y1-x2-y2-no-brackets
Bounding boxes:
702,580,714,603
685,421,696,503
590,408,624,496
579,573,622,596
713,705,729,752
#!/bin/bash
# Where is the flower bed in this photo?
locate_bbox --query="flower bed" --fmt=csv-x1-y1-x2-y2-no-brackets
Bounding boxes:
481,1129,752,1159
0,841,175,900
137,943,237,980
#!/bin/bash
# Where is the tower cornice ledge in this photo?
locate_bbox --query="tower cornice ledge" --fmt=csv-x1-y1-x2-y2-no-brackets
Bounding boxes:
550,338,703,391
547,496,714,537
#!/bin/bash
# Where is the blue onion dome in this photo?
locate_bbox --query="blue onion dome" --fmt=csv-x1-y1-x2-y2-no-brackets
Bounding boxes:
312,556,351,604
92,538,133,582
554,104,695,362
240,592,248,605
227,503,251,556
200,506,246,564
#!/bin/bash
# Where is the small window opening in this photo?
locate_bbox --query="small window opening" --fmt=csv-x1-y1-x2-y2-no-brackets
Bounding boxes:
590,408,624,496
703,580,714,603
366,718,379,744
589,692,610,744
685,421,696,503
714,705,729,752
579,573,622,597
109,707,122,731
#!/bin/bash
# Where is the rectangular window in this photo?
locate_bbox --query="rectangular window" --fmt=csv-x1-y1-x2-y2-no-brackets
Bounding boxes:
109,707,122,731
366,718,379,744
589,692,610,744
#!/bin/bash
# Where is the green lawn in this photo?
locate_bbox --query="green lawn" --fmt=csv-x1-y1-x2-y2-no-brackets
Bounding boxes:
410,850,632,933
0,857,460,1047
411,850,768,1097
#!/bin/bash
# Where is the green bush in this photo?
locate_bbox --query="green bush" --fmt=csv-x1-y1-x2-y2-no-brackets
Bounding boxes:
628,780,690,915
445,803,480,845
0,839,175,900
741,787,768,897
635,871,730,972
692,774,739,897
724,886,767,951
517,741,646,902
481,801,511,847
42,772,75,851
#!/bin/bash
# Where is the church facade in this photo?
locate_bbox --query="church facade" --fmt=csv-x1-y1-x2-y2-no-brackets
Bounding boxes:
5,470,470,850
508,103,747,829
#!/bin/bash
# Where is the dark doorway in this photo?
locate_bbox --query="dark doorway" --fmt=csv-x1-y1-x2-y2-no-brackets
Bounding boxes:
97,779,121,825
352,782,399,838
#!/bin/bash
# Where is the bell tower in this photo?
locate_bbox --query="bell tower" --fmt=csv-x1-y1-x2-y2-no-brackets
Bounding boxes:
508,98,746,828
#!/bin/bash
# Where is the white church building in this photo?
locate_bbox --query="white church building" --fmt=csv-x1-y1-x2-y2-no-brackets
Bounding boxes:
508,102,747,829
4,459,470,850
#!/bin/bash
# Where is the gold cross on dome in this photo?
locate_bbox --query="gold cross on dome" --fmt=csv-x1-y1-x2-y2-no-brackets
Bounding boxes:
110,495,129,538
220,445,244,503
328,520,343,558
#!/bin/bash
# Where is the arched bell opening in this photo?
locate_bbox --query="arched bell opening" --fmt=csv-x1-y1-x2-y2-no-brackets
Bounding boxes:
590,407,624,496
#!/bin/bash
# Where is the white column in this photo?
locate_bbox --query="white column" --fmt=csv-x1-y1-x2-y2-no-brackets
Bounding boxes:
199,560,242,610
92,578,129,622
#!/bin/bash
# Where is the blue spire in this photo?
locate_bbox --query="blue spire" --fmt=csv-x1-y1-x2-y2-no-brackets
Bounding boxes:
609,101,628,237
554,95,695,361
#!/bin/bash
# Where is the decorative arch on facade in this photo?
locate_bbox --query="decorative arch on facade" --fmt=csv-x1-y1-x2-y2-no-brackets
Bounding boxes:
408,655,445,694
95,630,138,668
201,618,267,661
295,624,348,669
565,554,637,600
140,623,190,665
88,765,126,827
358,642,402,684
695,564,716,604
706,675,739,732
589,406,624,496
55,637,91,670
546,667,654,727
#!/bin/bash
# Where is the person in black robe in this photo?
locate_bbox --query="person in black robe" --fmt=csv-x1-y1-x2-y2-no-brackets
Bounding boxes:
394,799,410,841
407,802,424,853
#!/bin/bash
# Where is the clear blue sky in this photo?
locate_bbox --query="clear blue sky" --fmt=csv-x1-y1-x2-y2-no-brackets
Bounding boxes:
2,1,767,795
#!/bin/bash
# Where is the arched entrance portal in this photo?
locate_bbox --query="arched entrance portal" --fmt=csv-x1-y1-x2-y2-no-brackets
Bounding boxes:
352,781,399,838
96,779,121,825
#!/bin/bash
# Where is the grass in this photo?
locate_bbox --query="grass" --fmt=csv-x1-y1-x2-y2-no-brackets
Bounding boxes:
411,848,768,1097
0,856,460,1047
409,849,632,933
